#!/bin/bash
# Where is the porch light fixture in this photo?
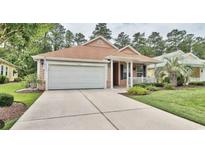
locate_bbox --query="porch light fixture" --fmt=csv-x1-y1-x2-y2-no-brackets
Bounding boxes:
40,59,44,65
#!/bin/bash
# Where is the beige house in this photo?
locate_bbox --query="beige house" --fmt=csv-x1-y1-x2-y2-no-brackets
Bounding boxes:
32,36,158,90
0,58,18,81
148,50,205,82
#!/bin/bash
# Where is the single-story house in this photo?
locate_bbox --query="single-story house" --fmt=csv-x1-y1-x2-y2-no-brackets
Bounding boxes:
0,58,18,81
32,36,158,90
147,50,205,82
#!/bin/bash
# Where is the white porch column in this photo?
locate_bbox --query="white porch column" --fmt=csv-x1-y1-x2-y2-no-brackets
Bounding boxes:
110,59,113,89
126,62,129,88
130,61,133,87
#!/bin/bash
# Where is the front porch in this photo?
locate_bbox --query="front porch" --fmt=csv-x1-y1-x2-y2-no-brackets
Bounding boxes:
110,60,156,89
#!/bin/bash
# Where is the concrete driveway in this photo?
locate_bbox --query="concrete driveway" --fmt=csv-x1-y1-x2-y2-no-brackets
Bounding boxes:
12,89,204,130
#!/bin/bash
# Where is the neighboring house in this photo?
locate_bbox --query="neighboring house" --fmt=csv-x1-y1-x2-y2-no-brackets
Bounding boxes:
148,50,205,82
0,58,18,81
32,36,158,90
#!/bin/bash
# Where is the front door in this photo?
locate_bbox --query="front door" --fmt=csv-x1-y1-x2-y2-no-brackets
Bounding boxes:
113,62,119,86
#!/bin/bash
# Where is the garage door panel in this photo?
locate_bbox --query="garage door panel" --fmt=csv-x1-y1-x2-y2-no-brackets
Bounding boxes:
48,65,105,89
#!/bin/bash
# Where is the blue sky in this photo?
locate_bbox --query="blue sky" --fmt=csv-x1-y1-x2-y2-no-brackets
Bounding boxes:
62,23,205,39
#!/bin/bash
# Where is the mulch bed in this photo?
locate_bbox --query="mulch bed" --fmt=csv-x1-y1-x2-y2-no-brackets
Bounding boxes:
0,102,27,121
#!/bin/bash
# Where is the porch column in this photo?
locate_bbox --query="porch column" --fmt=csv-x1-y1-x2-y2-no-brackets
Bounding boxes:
110,59,113,89
130,61,133,87
126,62,129,88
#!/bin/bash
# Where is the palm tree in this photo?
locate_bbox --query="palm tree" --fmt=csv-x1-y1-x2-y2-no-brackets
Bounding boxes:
156,57,192,86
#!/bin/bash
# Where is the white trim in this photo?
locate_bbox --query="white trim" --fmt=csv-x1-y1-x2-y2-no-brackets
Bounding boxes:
47,61,106,67
106,56,159,64
104,64,108,89
130,61,133,87
32,56,109,63
126,62,129,88
118,61,120,86
119,45,141,55
110,59,113,89
45,60,48,91
82,36,118,49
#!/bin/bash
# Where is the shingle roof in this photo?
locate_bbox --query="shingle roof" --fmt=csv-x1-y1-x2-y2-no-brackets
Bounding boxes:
33,37,158,63
35,45,117,60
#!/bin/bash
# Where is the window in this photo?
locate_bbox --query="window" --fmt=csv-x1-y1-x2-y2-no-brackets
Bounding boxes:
5,67,8,76
13,70,17,76
136,65,146,77
120,64,127,80
0,65,3,75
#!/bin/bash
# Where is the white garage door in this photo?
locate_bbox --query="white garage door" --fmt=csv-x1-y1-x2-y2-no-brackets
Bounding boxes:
48,64,105,90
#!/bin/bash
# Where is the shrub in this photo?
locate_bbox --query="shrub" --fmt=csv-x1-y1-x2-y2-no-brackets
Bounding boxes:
0,120,5,129
146,85,160,91
14,77,22,82
189,81,205,86
24,73,41,88
164,83,175,90
4,77,9,83
128,86,149,95
177,75,185,86
0,93,14,107
153,83,164,87
133,83,155,88
163,77,170,83
0,75,6,84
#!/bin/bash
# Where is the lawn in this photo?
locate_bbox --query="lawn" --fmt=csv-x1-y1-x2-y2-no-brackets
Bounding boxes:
131,87,205,126
0,82,42,130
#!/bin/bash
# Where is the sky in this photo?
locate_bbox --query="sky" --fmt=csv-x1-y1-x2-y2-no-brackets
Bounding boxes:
62,23,205,40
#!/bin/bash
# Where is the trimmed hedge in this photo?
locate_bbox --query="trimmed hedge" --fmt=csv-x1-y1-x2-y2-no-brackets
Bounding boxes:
189,81,205,86
0,93,14,107
145,85,160,91
14,77,22,82
164,83,175,90
0,75,6,84
128,86,149,95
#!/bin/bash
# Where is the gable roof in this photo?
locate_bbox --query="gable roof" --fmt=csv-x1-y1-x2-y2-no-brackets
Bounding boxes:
148,50,205,68
83,36,118,49
119,45,141,55
33,46,117,61
33,36,158,64
0,58,16,67
154,50,185,60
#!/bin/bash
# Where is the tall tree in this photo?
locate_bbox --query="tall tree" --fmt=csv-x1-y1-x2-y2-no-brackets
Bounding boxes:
166,29,186,52
48,23,66,51
192,37,205,59
65,30,74,47
178,34,195,52
1,23,54,77
114,32,131,48
74,33,87,45
90,23,112,40
132,32,152,56
147,32,165,56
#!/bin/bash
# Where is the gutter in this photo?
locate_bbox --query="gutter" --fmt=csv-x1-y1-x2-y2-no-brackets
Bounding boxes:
32,56,109,63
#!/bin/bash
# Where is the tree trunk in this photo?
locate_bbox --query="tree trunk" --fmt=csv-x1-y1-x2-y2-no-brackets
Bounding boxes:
170,73,177,86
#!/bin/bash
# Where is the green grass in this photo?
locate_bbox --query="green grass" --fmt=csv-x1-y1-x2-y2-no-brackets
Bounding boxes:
131,87,205,126
0,82,42,130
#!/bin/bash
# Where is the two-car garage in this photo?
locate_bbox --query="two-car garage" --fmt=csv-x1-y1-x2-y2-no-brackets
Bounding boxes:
47,62,107,90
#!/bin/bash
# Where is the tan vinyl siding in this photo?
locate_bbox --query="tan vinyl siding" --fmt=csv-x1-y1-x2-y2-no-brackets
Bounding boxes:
191,67,200,78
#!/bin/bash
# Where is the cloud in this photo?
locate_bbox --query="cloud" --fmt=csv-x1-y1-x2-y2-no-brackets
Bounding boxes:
62,23,205,39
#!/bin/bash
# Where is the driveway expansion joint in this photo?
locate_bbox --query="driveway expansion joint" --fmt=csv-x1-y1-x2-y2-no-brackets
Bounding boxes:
19,112,100,122
80,90,119,130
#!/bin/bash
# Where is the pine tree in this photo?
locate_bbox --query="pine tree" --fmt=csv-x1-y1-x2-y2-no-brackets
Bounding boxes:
114,32,131,48
90,23,112,40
